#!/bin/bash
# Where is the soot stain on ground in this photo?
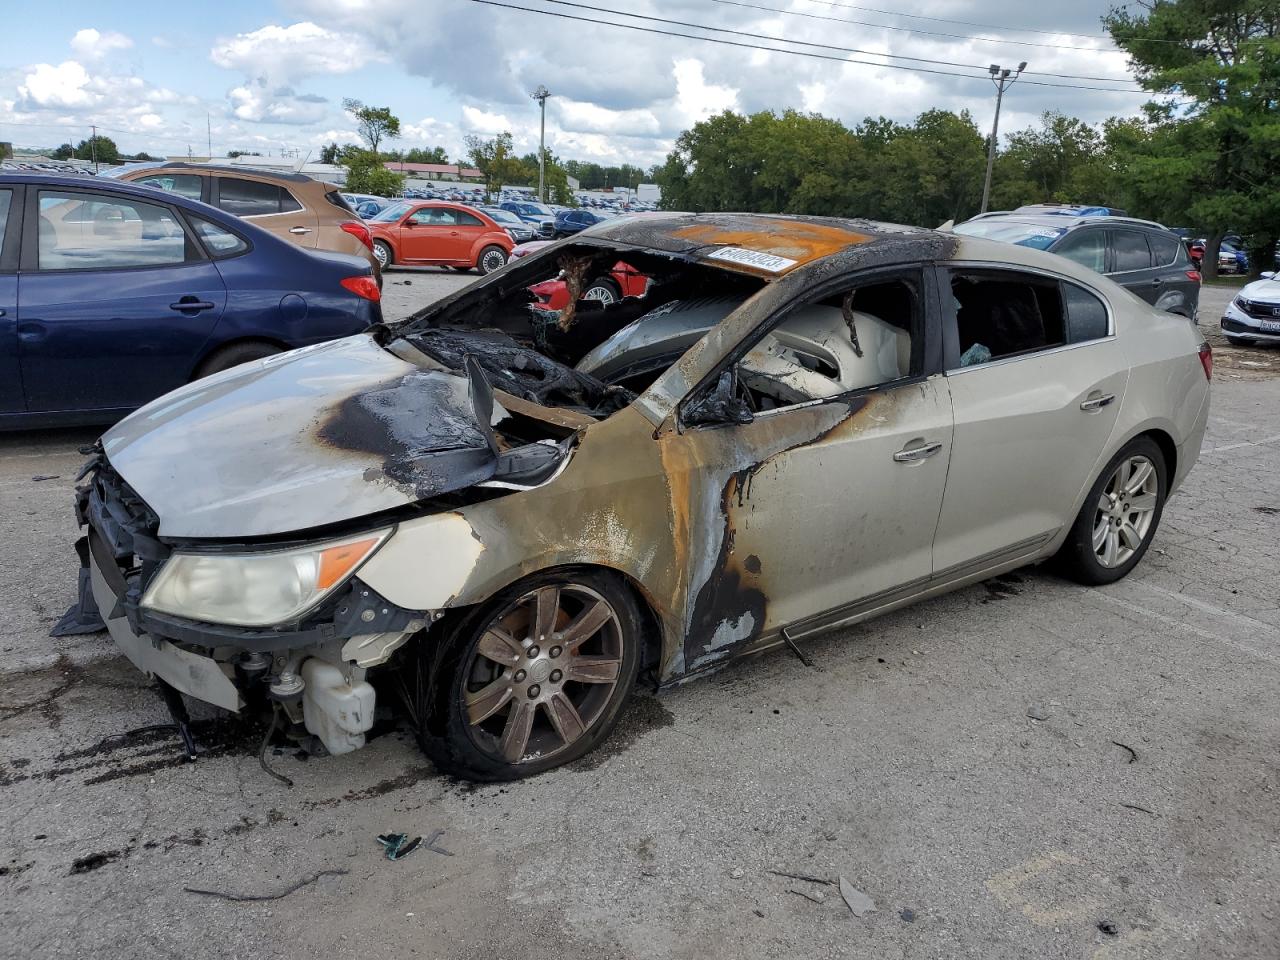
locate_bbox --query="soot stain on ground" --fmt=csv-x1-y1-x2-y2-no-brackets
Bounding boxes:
568,695,676,772
981,572,1025,603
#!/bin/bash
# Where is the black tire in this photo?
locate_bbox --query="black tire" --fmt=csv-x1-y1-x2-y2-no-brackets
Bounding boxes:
582,277,622,305
415,569,642,781
194,341,281,379
1056,436,1167,586
372,240,393,270
477,245,508,274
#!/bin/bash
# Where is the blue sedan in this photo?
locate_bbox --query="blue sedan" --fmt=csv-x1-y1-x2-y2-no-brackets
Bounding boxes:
0,173,381,429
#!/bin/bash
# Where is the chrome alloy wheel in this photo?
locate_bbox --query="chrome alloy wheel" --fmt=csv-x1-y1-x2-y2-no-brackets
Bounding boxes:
462,584,624,764
1093,455,1159,568
582,283,618,305
480,247,507,273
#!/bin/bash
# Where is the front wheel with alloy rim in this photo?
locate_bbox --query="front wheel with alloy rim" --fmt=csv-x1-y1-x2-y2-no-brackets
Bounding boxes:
1056,436,1167,585
415,571,641,780
372,240,392,270
478,245,508,274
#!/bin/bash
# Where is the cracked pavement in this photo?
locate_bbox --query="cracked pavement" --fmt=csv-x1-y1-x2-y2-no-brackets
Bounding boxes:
1,281,1277,959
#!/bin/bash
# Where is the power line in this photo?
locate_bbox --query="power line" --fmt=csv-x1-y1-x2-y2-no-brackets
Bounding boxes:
463,0,1147,92
711,0,1138,54
800,0,1194,45
798,0,1111,41
528,0,1135,83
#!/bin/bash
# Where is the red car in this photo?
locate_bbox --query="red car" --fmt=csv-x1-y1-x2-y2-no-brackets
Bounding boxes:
529,260,649,309
367,201,513,274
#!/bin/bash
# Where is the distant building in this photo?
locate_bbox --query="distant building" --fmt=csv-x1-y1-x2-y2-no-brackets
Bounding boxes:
383,161,484,183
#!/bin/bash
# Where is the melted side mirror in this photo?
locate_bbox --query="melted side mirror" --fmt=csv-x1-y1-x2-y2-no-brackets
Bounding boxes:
683,371,754,427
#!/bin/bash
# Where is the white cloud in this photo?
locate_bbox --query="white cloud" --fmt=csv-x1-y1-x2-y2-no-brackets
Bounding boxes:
70,28,133,60
210,22,377,81
16,61,95,109
460,106,513,135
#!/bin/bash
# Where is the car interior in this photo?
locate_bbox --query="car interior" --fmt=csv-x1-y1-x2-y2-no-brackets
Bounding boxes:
396,243,921,424
950,272,1066,366
37,191,190,270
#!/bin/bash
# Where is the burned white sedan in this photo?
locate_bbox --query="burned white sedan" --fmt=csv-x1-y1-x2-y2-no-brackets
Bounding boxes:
70,213,1211,780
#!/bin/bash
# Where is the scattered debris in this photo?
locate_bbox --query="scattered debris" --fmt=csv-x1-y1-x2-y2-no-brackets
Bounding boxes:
769,869,835,885
753,909,765,918
1026,705,1050,721
1255,506,1279,515
1112,740,1139,763
423,829,454,857
31,475,60,482
900,907,916,922
838,877,876,917
0,861,34,877
730,867,746,879
377,833,423,861
788,887,826,904
781,631,818,669
70,849,128,874
1097,919,1119,936
1120,802,1158,817
184,869,349,902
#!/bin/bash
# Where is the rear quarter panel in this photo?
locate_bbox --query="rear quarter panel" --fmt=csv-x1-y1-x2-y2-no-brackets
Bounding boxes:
1110,290,1209,495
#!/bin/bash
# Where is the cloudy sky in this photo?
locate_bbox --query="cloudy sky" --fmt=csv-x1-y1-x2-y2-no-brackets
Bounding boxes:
0,0,1151,167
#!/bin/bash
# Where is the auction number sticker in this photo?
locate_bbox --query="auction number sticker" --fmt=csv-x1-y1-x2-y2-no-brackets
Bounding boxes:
707,246,799,272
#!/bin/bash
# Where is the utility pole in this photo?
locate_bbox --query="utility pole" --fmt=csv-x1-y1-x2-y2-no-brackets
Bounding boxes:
979,61,1026,214
531,85,550,202
90,123,98,173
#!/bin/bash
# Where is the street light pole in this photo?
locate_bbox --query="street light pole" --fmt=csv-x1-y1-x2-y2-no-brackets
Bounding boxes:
531,85,551,203
979,61,1026,214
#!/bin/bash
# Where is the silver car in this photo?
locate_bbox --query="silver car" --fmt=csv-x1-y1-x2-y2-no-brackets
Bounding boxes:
68,213,1211,781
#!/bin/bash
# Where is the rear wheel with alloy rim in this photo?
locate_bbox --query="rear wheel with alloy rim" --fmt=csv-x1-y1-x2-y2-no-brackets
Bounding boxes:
478,245,508,274
583,278,621,305
1057,436,1167,585
415,570,641,780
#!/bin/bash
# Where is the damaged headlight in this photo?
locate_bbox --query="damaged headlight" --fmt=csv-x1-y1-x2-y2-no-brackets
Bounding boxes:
141,529,392,627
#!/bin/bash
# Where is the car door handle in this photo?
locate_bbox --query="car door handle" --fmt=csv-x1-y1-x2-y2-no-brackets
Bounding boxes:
289,226,312,235
1080,392,1116,411
450,231,460,236
169,299,216,313
893,440,943,463
1151,277,1163,285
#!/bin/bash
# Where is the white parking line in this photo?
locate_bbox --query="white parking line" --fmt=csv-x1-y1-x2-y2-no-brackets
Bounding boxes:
1090,590,1279,667
1211,433,1280,452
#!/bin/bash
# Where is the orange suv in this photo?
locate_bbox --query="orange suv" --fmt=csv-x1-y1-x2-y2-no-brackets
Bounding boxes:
114,163,380,281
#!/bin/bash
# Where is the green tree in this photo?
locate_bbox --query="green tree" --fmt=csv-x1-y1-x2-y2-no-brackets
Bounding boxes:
344,149,405,196
51,143,74,160
73,135,118,164
1105,1,1280,279
404,145,450,164
465,132,527,199
342,99,401,154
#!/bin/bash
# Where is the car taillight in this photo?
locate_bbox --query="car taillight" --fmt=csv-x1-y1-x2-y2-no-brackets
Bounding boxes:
1186,269,1201,283
1198,342,1212,380
341,275,381,302
341,220,373,251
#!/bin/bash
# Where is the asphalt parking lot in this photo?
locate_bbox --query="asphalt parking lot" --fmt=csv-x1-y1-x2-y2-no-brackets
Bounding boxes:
1,281,1277,960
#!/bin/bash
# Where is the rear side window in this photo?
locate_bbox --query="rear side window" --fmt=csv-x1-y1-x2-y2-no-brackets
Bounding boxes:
0,189,11,259
189,215,249,258
949,271,1066,368
1053,230,1105,273
1062,282,1109,343
325,190,355,213
218,178,285,217
36,189,191,271
1148,233,1183,266
456,211,483,227
134,174,203,201
1112,231,1152,272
